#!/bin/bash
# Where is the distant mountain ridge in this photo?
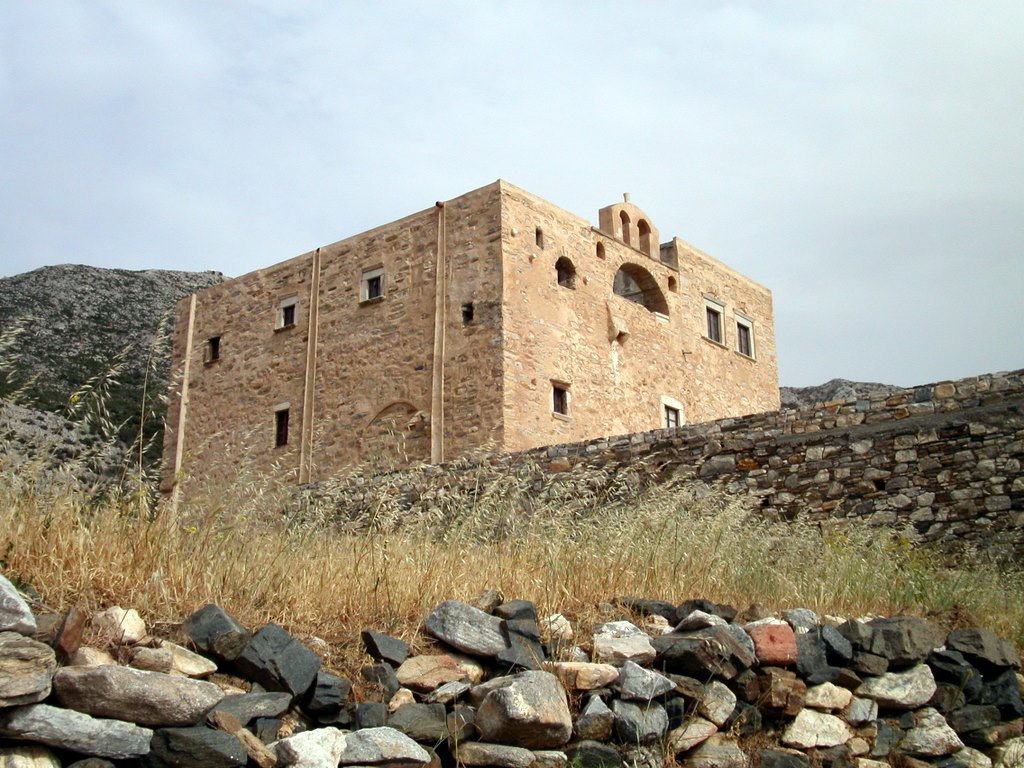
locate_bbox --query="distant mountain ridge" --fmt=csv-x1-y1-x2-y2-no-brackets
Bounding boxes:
780,379,904,410
0,264,224,466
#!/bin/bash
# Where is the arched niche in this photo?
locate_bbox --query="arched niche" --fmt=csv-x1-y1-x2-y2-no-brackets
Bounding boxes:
612,263,669,315
555,256,577,289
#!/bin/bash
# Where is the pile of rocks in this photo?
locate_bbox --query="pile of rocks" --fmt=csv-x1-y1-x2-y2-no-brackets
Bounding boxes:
1,574,1023,768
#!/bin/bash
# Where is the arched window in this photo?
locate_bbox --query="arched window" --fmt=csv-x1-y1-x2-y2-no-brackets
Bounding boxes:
667,276,678,293
612,263,669,314
596,242,606,259
638,219,653,256
619,211,631,246
555,257,577,289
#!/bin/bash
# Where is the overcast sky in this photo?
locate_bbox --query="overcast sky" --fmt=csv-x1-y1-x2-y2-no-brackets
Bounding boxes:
1,2,1022,387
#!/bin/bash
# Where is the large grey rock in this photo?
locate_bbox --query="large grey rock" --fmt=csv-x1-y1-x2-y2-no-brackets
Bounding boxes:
575,694,615,741
900,707,964,756
615,660,675,701
338,726,431,766
208,692,293,725
234,623,321,697
0,576,36,634
667,717,718,753
423,600,509,657
144,726,247,767
456,742,534,768
304,670,352,714
387,702,448,743
946,629,1021,672
182,604,251,662
697,680,736,726
0,746,61,768
0,703,152,759
592,634,657,666
565,740,622,768
855,663,936,709
863,617,945,666
361,630,410,667
476,670,572,748
272,728,347,768
611,700,668,744
842,696,878,725
781,709,853,748
54,665,224,726
653,626,752,679
0,632,55,706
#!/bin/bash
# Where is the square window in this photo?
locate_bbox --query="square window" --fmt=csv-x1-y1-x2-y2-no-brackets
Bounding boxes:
361,267,385,302
204,335,221,363
277,297,298,329
664,405,680,429
275,408,289,447
736,318,755,358
706,306,723,344
552,383,570,416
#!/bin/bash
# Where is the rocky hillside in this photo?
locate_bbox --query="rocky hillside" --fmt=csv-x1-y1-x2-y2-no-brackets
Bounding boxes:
0,264,223,467
780,379,903,410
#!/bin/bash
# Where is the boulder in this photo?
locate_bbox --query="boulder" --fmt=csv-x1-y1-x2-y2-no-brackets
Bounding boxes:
356,702,389,729
611,700,668,744
496,631,546,671
144,726,247,767
863,617,945,667
362,662,402,702
182,604,251,662
129,646,173,673
614,660,675,701
667,717,718,752
675,611,727,631
653,628,745,679
942,747,994,768
163,641,218,678
564,740,622,768
796,630,841,684
550,662,618,691
455,742,534,768
805,682,853,711
697,680,737,726
0,576,36,635
233,623,321,698
782,608,820,633
272,728,347,768
53,665,224,726
396,653,484,692
745,620,797,666
91,607,146,645
425,680,471,704
782,710,853,749
387,702,448,743
947,705,1002,735
0,746,61,768
476,670,572,748
304,670,352,715
575,694,615,741
0,632,55,706
338,726,432,766
756,667,807,716
593,633,657,666
423,600,509,657
900,707,965,756
682,734,747,768
856,663,936,709
841,696,878,725
361,630,410,667
0,703,152,759
209,692,293,725
979,670,1024,719
68,647,116,667
946,629,1021,672
929,649,984,702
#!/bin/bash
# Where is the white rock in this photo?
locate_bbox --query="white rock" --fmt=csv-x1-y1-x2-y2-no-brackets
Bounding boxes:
92,607,146,645
163,640,218,678
675,611,727,631
697,680,737,726
782,709,853,748
338,726,431,766
951,747,993,768
805,682,853,711
0,576,36,635
67,647,116,667
0,745,61,768
550,662,619,691
593,620,646,637
273,728,347,768
476,670,573,749
856,663,936,709
388,688,416,712
456,742,534,768
855,759,890,768
900,708,964,757
592,634,656,666
541,614,573,642
0,703,153,759
667,717,718,752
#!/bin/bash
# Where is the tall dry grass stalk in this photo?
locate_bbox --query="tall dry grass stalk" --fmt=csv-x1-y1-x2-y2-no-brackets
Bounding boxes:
1,460,1021,680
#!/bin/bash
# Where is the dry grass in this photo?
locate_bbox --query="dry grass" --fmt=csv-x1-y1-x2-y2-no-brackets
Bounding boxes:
1,456,1022,684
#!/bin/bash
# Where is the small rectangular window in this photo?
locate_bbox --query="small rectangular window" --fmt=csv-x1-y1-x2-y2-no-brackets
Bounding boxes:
736,318,754,359
204,335,221,363
361,267,385,303
275,408,289,447
535,227,544,248
552,383,570,416
462,302,474,325
664,406,680,429
706,306,723,344
277,297,298,329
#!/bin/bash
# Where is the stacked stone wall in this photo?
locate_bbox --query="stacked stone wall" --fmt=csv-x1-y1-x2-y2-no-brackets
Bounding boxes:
314,369,1024,559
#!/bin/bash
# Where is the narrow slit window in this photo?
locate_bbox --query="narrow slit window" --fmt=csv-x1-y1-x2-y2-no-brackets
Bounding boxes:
535,227,544,248
552,383,570,416
462,302,474,324
204,335,221,363
275,408,290,447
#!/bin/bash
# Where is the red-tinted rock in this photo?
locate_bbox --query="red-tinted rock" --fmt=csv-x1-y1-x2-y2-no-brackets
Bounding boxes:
746,622,797,666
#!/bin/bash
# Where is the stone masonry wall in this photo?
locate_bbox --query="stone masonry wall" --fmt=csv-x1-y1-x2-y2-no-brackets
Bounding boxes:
313,369,1024,559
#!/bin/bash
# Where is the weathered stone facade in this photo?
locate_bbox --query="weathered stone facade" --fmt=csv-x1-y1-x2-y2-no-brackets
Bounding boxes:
310,370,1024,559
162,181,778,492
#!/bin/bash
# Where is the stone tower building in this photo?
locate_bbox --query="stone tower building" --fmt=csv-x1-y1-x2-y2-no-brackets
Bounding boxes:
162,180,779,492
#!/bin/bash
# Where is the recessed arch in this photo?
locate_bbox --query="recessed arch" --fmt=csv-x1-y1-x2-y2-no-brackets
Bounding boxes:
596,241,606,259
619,211,631,246
555,256,577,289
638,219,653,256
613,263,669,315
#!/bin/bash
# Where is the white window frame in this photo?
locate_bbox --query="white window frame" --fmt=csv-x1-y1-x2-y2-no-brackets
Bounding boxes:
276,296,298,329
661,395,685,429
735,313,756,360
361,266,385,303
703,295,725,346
551,381,571,420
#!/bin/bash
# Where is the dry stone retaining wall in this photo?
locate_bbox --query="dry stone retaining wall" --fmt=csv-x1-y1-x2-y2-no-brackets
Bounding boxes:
313,370,1024,559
